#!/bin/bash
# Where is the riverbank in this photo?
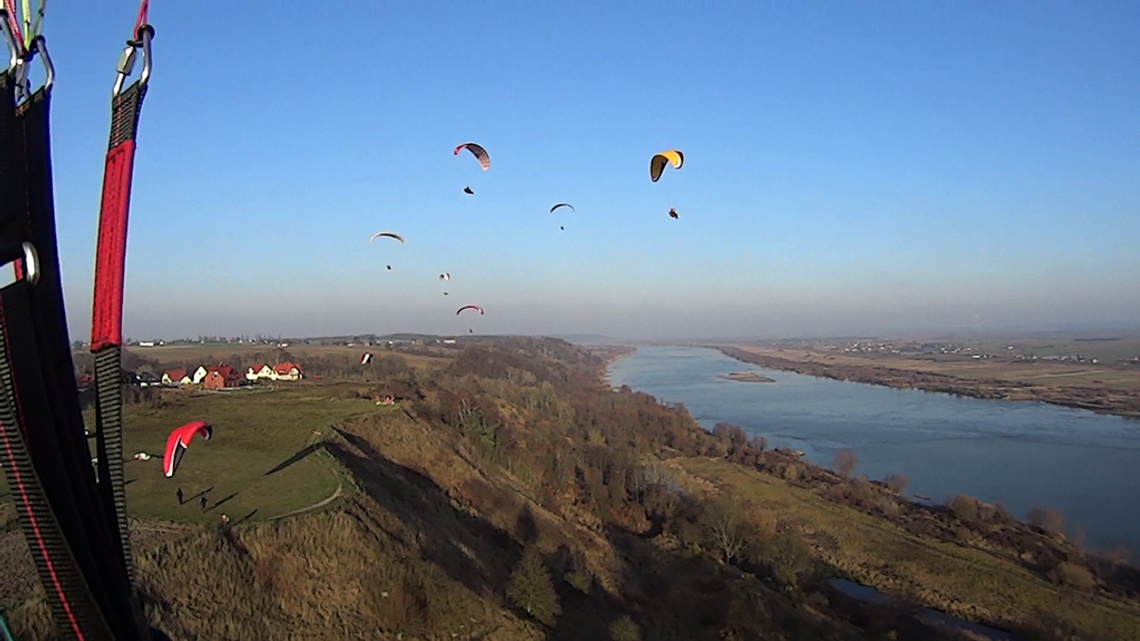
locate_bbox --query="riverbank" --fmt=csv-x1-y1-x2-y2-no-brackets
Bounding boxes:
713,345,1140,419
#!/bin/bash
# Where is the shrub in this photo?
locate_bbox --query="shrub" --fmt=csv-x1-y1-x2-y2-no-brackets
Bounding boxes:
565,569,592,594
948,495,980,523
833,450,858,478
1047,562,1096,591
763,533,812,586
1027,506,1065,535
884,473,909,493
609,615,642,641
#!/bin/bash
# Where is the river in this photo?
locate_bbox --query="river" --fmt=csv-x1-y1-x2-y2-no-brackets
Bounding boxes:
606,345,1140,554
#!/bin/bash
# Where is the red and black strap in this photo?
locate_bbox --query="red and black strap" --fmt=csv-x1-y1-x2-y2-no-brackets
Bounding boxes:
90,8,153,595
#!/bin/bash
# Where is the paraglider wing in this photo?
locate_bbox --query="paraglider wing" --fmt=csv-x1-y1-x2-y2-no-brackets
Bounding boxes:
454,143,490,170
456,305,484,316
368,231,406,244
439,273,450,281
162,421,213,478
361,353,373,365
550,203,575,214
649,149,684,182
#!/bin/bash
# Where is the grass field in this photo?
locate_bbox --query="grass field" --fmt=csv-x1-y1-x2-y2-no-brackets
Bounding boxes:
2,383,406,525
675,456,1140,641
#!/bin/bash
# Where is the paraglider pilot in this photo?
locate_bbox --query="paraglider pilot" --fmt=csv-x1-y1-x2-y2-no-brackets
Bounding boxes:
177,488,184,505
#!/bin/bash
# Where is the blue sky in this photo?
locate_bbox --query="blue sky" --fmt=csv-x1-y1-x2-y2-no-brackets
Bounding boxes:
33,1,1140,339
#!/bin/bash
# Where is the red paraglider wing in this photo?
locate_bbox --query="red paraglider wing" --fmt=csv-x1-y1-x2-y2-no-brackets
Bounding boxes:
454,143,490,170
456,305,484,316
163,421,213,478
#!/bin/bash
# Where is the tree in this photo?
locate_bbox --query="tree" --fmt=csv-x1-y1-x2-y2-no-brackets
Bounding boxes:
506,547,561,626
764,533,812,586
833,449,858,478
884,473,909,493
1027,506,1065,535
703,498,750,565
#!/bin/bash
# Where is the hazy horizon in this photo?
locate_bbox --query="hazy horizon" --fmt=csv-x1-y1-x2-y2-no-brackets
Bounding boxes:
38,3,1138,343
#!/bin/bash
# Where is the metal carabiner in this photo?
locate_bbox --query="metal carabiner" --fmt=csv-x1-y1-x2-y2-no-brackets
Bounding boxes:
21,242,39,285
27,36,53,92
112,24,153,97
7,36,53,103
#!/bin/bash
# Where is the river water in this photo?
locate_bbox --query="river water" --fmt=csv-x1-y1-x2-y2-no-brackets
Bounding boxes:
606,346,1140,554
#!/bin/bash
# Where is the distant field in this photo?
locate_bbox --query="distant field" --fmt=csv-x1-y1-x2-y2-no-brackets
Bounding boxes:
730,343,1140,392
125,343,455,371
676,457,1140,641
2,383,406,525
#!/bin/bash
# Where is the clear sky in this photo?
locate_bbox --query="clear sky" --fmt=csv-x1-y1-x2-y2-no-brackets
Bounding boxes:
34,1,1140,340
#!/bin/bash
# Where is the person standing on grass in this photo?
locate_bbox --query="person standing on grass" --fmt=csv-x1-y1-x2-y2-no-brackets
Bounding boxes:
177,488,184,505
199,495,208,511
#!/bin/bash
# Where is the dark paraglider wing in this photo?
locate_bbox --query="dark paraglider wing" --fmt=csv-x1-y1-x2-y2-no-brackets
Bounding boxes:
368,231,406,244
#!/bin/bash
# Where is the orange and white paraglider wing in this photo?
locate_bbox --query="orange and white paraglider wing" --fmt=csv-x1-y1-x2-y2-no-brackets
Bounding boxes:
454,143,490,170
163,421,212,478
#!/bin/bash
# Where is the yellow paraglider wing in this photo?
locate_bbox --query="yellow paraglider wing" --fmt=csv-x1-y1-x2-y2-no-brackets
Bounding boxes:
649,149,684,182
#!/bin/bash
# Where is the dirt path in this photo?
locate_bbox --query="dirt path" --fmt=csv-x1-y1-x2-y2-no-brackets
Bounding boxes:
268,482,344,521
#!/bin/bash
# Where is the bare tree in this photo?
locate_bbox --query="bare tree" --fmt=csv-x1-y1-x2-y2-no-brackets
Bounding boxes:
833,449,858,478
703,499,749,565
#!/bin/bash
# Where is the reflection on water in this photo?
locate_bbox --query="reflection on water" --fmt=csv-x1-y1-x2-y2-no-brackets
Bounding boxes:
827,579,1020,641
607,346,1140,553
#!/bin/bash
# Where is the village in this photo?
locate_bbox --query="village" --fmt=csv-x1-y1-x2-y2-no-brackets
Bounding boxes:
76,361,305,392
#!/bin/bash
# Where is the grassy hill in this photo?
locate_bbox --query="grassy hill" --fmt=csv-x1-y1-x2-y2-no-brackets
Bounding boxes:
4,338,1139,640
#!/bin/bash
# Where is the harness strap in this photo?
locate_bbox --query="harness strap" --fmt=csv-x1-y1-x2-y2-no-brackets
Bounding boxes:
0,71,119,641
91,19,151,595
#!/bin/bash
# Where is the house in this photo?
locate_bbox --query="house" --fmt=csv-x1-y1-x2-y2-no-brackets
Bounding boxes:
76,373,95,391
203,365,242,390
191,366,210,385
162,369,190,386
245,363,273,381
273,361,304,381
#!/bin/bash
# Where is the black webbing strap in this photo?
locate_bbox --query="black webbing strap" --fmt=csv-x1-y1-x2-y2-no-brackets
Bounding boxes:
0,72,116,640
19,75,148,639
0,66,147,640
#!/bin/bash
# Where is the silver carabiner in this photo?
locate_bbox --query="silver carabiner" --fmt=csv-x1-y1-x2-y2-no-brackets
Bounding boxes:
6,36,53,103
113,24,153,96
21,242,39,285
27,36,52,92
